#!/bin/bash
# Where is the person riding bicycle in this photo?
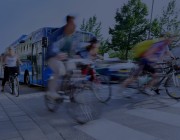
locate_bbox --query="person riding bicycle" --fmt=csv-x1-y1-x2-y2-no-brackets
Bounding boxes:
76,37,102,80
122,33,175,95
147,33,175,62
77,37,102,60
46,15,87,99
1,47,21,92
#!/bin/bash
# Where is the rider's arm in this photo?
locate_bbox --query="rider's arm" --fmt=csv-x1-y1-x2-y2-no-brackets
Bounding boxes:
55,53,68,60
166,47,175,59
160,45,175,61
16,56,22,66
2,55,7,66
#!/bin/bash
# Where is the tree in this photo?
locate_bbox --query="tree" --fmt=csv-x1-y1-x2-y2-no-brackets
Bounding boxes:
98,39,110,55
147,0,180,43
150,18,161,38
109,0,149,60
153,0,180,47
80,15,109,55
80,15,103,40
159,0,180,48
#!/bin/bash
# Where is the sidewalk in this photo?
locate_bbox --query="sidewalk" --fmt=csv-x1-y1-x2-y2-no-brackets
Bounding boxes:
1,86,178,140
0,93,64,140
0,85,149,140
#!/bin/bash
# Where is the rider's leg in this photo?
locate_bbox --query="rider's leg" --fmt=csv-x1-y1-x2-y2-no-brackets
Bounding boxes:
65,60,79,78
120,68,140,97
144,63,157,88
143,64,157,95
146,73,157,89
47,58,66,99
65,60,76,72
122,64,142,88
122,76,136,87
1,67,9,92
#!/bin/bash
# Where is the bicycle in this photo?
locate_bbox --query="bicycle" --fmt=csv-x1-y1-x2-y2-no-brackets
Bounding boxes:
81,61,112,103
44,59,102,124
8,72,20,97
122,57,180,99
163,57,180,99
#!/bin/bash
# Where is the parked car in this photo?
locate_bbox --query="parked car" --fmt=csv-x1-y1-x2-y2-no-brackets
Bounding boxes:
95,60,138,83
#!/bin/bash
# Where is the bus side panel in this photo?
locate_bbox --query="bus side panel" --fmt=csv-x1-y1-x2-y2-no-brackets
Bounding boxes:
19,61,33,84
42,66,53,87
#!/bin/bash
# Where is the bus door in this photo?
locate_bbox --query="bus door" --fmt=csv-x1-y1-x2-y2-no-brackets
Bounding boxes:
32,41,43,85
42,43,48,87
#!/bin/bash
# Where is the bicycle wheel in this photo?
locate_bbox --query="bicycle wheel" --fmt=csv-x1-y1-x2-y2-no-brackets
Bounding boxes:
92,75,111,103
8,77,13,94
44,94,63,112
67,80,101,124
67,102,100,124
70,80,93,103
165,73,180,99
13,76,20,97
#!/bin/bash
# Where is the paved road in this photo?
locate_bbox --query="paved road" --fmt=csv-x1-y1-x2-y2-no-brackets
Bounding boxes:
0,84,180,140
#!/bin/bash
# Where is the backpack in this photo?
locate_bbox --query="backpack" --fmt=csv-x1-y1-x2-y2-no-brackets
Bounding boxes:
132,39,157,59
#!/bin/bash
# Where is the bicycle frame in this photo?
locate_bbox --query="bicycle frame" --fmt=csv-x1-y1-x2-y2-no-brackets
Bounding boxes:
8,72,19,96
151,58,180,91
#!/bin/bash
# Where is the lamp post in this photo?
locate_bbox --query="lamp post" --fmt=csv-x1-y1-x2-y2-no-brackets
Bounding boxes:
148,0,155,39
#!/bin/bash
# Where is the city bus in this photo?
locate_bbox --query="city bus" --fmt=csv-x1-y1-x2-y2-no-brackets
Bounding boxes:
9,26,95,87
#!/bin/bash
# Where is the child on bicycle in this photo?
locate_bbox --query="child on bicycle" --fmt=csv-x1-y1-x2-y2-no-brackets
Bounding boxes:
76,37,102,81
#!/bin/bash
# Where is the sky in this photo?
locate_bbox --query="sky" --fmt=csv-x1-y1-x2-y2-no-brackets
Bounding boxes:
0,0,178,53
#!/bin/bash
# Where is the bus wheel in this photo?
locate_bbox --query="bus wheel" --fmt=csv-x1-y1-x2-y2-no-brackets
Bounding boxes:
24,73,30,86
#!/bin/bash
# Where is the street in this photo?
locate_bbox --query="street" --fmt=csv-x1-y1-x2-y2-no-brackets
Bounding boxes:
1,0,180,139
0,83,180,140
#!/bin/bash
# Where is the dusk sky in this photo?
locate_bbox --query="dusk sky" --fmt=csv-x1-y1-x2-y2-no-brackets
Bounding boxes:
0,0,178,53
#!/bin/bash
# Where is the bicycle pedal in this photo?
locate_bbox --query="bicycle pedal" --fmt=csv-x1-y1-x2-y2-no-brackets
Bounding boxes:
153,89,160,95
152,88,161,95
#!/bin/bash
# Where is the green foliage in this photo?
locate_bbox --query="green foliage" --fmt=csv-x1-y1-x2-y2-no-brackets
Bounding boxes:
109,0,149,60
147,0,180,40
108,49,134,60
160,0,180,33
159,0,180,48
98,39,110,55
79,0,180,59
150,18,161,37
80,15,110,54
80,15,103,40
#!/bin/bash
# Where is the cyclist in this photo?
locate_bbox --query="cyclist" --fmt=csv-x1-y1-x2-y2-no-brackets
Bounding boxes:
76,37,102,80
46,15,84,99
147,33,175,62
122,33,175,95
77,37,102,60
1,47,21,92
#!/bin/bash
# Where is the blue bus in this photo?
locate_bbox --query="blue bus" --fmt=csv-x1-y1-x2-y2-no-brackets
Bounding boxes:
10,27,95,87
